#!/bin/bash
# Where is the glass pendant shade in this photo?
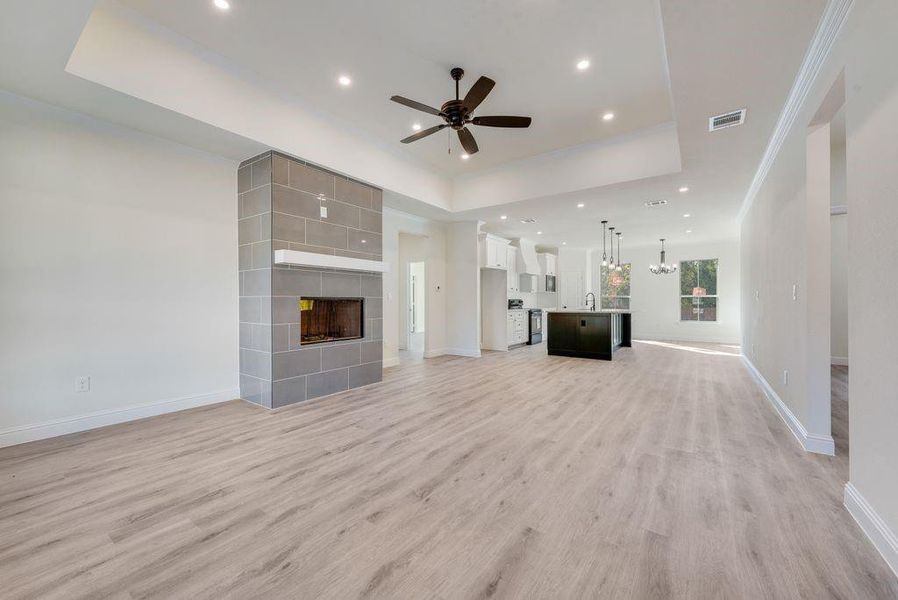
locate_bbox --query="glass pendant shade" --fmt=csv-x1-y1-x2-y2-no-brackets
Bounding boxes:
649,238,677,275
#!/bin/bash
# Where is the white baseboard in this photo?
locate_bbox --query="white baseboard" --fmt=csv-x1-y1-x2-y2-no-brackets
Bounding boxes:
844,482,898,579
741,355,835,455
424,347,481,359
632,332,740,345
383,357,401,368
0,388,239,448
831,356,849,366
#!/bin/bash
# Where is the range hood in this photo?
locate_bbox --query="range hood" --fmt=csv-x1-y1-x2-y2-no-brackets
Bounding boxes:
516,238,541,275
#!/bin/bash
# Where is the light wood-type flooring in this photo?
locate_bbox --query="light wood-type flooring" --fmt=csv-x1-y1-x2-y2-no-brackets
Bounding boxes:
1,342,895,599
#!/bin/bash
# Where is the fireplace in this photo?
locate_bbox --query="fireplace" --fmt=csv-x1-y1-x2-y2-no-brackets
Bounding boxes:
299,297,364,345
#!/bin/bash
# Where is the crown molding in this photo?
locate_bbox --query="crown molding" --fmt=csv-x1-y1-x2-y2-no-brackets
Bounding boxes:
737,0,854,223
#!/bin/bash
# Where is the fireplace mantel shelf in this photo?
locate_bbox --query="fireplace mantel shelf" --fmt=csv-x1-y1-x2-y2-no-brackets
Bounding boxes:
273,249,388,273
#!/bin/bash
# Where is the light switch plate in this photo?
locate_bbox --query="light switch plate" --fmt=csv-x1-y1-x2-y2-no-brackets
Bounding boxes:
792,284,798,301
320,206,328,218
76,376,90,393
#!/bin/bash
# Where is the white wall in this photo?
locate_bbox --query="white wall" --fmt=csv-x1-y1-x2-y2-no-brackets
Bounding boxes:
558,239,740,343
0,91,239,445
382,209,447,367
830,213,848,362
742,0,898,571
445,222,482,357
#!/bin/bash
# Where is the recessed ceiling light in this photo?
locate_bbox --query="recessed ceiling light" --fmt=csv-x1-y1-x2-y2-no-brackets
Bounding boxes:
338,75,352,87
461,153,470,160
679,186,689,193
577,202,585,208
500,215,507,220
686,230,693,234
576,59,590,71
537,231,543,235
562,242,567,245
683,213,691,218
213,0,230,10
412,123,422,131
602,112,615,121
361,239,367,244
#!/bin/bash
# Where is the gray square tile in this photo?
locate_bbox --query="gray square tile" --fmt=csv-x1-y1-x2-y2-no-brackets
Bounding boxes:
361,275,383,297
322,200,360,228
240,297,261,323
240,349,271,379
359,208,382,233
240,185,271,218
365,318,383,340
273,269,322,296
251,323,272,352
272,154,289,186
260,212,272,241
289,162,335,197
349,361,382,388
239,323,252,349
335,177,372,208
306,220,348,249
272,376,306,408
239,244,252,271
322,343,361,370
238,165,252,194
272,212,306,244
272,324,289,352
308,369,349,399
273,185,319,219
273,348,321,379
243,269,271,296
272,297,301,324
371,188,383,212
323,272,361,296
360,340,383,363
252,240,272,269
365,297,383,318
348,230,381,254
239,374,262,404
238,215,262,244
288,324,303,350
251,156,271,189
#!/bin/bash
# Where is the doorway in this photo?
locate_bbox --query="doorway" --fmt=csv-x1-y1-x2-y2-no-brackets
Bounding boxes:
398,233,428,364
407,261,426,358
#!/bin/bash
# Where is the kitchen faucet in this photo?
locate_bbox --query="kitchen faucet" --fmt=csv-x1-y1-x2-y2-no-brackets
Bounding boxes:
585,292,596,311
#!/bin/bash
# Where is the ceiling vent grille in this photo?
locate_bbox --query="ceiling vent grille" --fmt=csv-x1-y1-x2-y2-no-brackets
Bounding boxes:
644,199,668,208
708,109,746,131
520,217,537,223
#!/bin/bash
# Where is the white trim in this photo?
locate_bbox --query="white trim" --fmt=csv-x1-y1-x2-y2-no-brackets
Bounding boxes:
741,355,835,455
844,482,898,579
831,204,848,215
383,357,401,368
0,388,239,448
831,356,849,366
737,0,854,223
273,249,388,273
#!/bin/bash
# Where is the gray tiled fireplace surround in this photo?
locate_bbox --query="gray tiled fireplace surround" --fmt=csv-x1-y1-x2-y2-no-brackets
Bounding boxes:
238,151,383,409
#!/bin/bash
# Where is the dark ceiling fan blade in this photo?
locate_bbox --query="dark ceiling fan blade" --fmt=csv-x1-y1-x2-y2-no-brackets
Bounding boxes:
400,124,447,144
390,95,444,117
462,76,495,112
471,116,532,128
457,127,479,154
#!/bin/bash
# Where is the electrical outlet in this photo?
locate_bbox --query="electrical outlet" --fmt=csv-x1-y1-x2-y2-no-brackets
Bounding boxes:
755,290,760,300
783,370,789,386
320,205,328,219
792,284,798,301
76,376,90,393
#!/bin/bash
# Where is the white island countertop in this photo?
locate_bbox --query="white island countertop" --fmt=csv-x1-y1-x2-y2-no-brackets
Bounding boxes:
547,309,632,314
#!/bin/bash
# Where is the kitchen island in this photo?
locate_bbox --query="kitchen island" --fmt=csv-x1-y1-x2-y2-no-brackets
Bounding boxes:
546,310,631,360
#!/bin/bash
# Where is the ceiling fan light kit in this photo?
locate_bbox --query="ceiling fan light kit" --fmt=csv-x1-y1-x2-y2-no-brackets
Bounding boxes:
391,67,532,155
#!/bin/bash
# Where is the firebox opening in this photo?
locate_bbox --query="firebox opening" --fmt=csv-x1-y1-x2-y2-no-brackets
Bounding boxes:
299,297,364,345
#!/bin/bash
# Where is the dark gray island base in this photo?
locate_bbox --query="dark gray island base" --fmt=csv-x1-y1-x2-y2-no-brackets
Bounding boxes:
546,310,631,360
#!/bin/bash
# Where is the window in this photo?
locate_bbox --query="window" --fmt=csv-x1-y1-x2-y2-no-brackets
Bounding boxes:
680,259,718,321
600,263,631,310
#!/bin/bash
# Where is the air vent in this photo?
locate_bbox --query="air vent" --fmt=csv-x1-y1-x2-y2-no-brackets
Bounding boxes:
708,109,746,131
520,217,537,223
645,199,668,208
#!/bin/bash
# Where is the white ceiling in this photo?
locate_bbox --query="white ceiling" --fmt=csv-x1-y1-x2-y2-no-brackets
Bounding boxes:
118,0,674,176
1,0,828,249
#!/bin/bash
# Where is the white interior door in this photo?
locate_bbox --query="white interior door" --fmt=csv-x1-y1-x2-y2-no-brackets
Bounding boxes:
560,270,584,309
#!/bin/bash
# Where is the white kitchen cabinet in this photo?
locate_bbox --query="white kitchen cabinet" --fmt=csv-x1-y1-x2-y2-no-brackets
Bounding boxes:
519,274,538,293
507,309,527,346
506,246,520,293
479,234,510,270
537,253,557,276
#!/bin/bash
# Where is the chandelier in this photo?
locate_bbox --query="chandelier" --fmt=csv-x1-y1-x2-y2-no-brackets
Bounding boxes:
649,238,677,274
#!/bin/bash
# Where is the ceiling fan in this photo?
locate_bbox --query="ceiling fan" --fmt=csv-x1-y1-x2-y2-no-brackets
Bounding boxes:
390,67,532,155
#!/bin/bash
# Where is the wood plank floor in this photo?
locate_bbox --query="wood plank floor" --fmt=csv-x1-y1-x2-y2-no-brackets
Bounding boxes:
1,343,895,599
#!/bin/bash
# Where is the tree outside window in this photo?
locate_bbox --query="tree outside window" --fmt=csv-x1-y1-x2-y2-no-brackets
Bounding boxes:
680,259,718,321
601,263,631,310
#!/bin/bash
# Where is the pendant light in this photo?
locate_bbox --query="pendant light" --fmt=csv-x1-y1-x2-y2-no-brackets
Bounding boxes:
608,227,615,269
649,238,678,274
615,232,623,272
601,220,608,267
